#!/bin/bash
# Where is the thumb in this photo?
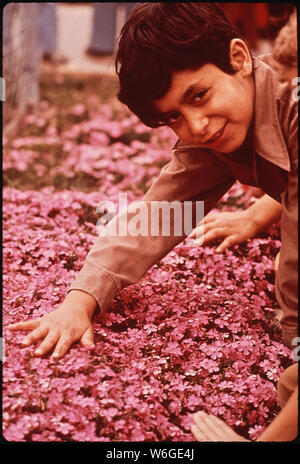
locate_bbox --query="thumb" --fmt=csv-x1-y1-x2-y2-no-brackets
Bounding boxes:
80,327,95,347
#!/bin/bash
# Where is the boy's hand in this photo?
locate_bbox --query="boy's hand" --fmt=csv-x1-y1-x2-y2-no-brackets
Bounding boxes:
188,209,258,253
191,411,250,441
8,290,97,359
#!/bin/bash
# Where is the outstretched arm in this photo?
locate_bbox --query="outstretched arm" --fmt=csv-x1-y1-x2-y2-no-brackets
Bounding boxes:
8,147,234,358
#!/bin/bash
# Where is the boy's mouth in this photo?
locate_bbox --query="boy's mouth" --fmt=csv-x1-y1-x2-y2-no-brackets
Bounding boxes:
206,122,228,144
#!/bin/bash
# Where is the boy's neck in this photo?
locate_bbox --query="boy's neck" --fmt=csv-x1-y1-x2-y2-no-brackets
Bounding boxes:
225,119,254,163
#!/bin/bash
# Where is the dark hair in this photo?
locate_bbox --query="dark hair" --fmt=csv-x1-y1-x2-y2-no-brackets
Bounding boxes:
115,3,245,127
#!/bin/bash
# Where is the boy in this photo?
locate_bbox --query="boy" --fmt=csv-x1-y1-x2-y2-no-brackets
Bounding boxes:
9,3,298,362
189,7,298,257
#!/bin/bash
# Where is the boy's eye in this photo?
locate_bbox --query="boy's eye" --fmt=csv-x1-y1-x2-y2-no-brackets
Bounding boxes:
193,89,208,102
165,112,180,126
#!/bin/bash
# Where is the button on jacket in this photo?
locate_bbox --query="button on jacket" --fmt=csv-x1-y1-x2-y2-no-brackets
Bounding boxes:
69,57,298,343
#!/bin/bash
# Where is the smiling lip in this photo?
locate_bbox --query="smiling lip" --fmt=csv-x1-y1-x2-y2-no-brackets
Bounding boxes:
206,123,227,144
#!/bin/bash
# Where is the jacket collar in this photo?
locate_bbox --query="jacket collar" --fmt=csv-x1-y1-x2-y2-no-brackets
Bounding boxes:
253,56,291,171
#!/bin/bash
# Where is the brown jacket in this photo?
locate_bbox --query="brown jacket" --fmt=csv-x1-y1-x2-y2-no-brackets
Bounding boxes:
69,57,298,343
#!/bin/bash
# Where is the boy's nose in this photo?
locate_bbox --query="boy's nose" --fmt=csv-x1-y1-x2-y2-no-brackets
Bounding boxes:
187,116,209,138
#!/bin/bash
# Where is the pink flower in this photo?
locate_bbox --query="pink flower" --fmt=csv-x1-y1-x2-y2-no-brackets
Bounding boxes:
3,95,287,442
248,425,265,441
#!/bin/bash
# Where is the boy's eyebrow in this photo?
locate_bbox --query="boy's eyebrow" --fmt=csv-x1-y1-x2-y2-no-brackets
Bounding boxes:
179,84,201,104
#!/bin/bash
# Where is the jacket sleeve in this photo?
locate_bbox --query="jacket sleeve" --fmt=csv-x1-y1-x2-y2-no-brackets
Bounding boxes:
68,144,235,310
275,96,298,344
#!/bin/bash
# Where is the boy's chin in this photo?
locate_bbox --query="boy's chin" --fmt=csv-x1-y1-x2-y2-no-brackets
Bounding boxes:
220,132,248,154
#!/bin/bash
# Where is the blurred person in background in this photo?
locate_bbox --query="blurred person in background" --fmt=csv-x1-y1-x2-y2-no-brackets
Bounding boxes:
220,3,295,55
272,8,298,91
39,2,68,65
220,3,270,53
86,3,137,57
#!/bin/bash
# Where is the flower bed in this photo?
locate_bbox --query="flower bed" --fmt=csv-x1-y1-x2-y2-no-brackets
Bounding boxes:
3,86,293,442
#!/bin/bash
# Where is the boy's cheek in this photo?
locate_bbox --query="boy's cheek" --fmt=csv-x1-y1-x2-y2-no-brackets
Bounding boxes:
170,126,187,143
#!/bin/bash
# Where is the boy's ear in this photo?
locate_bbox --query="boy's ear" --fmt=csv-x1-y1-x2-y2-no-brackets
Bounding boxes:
229,39,252,76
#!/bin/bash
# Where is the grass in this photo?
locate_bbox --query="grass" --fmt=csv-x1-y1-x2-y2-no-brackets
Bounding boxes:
39,72,119,108
3,71,155,192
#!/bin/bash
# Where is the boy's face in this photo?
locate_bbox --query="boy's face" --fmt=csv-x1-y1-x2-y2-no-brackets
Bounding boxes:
153,39,254,154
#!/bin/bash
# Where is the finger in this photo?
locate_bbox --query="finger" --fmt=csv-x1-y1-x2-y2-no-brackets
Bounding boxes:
192,412,218,441
216,235,238,252
192,411,210,428
188,226,201,239
202,214,220,224
204,414,243,441
188,215,218,238
192,412,222,441
188,220,204,238
80,327,95,347
194,227,228,245
194,412,241,441
51,335,74,359
8,318,41,332
34,331,60,357
191,424,208,441
21,326,49,347
190,224,204,243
